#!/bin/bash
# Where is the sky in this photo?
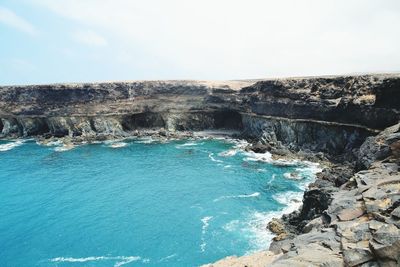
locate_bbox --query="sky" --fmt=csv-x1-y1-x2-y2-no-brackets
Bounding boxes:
0,0,399,85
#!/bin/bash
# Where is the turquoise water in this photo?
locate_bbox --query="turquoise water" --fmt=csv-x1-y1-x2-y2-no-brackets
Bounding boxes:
0,138,318,267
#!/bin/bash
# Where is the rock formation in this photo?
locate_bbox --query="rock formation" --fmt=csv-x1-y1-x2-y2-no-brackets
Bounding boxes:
1,74,400,266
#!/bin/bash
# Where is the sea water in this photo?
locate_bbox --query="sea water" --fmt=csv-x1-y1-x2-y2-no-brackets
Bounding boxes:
0,138,320,267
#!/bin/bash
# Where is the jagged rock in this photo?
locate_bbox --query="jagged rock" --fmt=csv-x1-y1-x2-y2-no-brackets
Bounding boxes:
357,123,400,170
249,141,271,153
340,222,372,244
273,233,288,241
369,220,386,231
343,248,374,266
391,206,400,218
369,224,400,262
0,118,21,136
317,165,355,186
303,216,323,233
299,188,331,221
267,219,286,235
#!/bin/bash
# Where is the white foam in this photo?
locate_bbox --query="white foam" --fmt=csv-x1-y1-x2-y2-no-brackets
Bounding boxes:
54,144,75,152
294,162,323,190
38,140,62,147
242,150,305,167
244,210,277,250
242,162,323,252
242,151,273,163
213,192,260,202
159,253,177,262
201,216,212,232
136,137,155,144
109,142,128,148
267,174,276,186
200,216,213,252
283,172,302,180
273,191,303,209
223,219,240,232
50,256,141,267
218,149,238,157
0,140,24,152
176,141,199,148
244,200,306,251
114,256,142,267
208,153,223,163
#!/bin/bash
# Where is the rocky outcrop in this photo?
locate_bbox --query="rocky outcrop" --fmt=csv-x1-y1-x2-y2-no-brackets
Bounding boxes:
203,123,400,267
240,75,400,129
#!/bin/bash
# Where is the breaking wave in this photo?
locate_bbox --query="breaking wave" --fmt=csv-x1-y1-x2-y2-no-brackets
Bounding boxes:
0,140,24,152
213,192,261,202
49,255,144,267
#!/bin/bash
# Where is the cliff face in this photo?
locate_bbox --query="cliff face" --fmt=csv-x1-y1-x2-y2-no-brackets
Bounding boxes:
1,74,399,155
240,75,400,129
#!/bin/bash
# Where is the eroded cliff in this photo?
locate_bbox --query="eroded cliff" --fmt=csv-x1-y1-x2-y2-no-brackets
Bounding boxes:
1,74,399,155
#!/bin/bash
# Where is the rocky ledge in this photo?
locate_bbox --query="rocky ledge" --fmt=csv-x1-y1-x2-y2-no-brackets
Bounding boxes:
1,74,400,266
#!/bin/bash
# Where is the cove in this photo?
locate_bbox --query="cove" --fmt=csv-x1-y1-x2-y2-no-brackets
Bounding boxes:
0,138,319,267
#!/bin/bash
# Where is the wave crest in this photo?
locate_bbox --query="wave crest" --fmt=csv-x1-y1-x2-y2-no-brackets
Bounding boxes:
213,192,260,202
50,255,143,267
0,140,24,152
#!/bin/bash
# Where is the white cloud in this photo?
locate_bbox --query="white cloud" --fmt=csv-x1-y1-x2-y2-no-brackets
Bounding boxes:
0,6,37,36
30,0,400,79
72,29,108,46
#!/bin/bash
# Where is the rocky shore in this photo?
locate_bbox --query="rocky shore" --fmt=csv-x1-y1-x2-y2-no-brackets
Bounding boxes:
1,74,399,266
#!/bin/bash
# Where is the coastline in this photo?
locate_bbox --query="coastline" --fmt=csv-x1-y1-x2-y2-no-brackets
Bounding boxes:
1,74,399,266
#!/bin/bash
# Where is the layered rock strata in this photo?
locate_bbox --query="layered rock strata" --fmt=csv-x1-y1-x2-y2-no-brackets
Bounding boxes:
2,75,399,152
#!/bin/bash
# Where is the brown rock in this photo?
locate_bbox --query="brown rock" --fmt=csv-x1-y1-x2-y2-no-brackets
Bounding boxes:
338,208,365,221
267,219,286,235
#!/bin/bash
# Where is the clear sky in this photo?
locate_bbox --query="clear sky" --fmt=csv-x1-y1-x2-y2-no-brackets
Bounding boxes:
1,0,399,85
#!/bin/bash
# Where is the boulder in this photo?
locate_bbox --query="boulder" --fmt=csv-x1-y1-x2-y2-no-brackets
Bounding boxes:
267,219,286,235
338,208,365,221
369,224,400,262
343,248,374,266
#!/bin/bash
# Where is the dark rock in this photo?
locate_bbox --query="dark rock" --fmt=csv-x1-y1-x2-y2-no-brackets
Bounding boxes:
283,188,332,232
369,224,400,262
250,141,271,153
317,165,355,187
391,206,400,219
357,123,400,170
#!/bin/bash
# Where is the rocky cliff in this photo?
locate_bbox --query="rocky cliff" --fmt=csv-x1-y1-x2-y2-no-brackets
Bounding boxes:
1,74,400,266
1,74,399,153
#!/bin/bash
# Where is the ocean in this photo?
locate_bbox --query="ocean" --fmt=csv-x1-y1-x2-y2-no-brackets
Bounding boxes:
0,137,319,266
